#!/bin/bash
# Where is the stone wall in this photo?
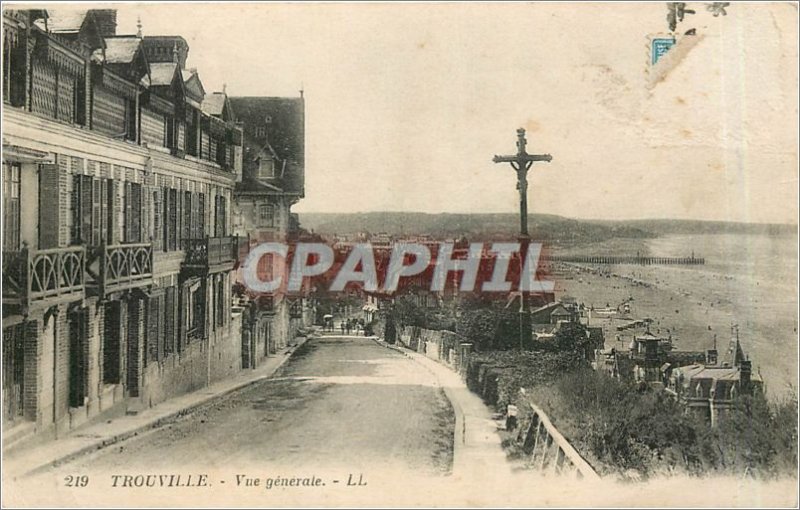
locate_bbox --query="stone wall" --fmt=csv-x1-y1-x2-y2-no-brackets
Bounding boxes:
397,326,464,371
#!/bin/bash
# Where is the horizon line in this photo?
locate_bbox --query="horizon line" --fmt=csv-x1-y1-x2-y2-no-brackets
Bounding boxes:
294,211,799,227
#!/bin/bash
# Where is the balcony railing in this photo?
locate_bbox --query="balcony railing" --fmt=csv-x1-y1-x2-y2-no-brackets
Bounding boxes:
2,246,86,312
87,242,153,296
182,236,239,273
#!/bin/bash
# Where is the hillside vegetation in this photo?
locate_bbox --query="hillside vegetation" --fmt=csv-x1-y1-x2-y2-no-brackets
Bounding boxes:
299,212,796,244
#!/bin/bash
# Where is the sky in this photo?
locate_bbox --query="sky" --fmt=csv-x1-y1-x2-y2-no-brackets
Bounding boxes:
30,3,800,223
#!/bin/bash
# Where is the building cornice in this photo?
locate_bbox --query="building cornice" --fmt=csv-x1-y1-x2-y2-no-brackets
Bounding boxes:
4,108,237,188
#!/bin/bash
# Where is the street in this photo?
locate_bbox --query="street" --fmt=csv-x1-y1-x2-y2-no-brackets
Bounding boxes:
60,336,454,477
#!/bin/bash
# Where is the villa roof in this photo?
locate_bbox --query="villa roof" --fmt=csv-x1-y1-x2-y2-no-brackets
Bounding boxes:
45,10,88,33
149,62,179,86
103,36,141,64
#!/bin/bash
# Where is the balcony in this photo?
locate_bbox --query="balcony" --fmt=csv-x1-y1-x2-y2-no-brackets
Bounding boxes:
181,236,239,275
2,246,86,314
86,243,154,297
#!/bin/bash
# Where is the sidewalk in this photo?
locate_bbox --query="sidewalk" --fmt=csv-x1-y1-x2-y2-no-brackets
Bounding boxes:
369,337,513,479
5,336,311,479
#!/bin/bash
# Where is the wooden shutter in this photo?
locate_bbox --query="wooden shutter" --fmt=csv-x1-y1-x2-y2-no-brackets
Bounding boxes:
162,187,169,251
107,180,117,244
213,195,219,237
147,296,159,363
219,196,226,237
3,163,21,251
169,189,177,250
164,287,176,355
9,43,27,108
38,164,60,249
130,183,141,243
152,190,162,251
157,295,165,361
182,191,191,241
123,182,132,242
198,193,205,238
91,178,102,245
191,192,199,238
98,179,108,244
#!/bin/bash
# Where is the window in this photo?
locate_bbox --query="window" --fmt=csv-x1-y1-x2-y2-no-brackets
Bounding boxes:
182,191,192,241
74,77,86,126
164,287,176,355
124,182,142,243
3,163,21,250
255,126,266,138
187,280,204,340
125,99,137,141
257,252,274,284
165,116,176,149
258,204,275,227
214,194,227,237
215,275,225,328
163,187,178,251
152,190,162,251
257,157,274,179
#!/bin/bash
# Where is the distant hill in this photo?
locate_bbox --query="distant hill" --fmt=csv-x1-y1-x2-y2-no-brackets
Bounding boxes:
297,212,796,242
596,219,797,237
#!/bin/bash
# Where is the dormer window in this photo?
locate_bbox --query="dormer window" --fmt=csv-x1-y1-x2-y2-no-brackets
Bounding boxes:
257,157,274,179
265,115,272,124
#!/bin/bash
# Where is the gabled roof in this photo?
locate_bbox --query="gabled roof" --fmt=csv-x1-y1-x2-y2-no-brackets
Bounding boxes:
201,92,235,120
45,9,89,33
183,70,205,101
550,305,572,316
103,36,141,64
201,93,227,116
149,62,179,86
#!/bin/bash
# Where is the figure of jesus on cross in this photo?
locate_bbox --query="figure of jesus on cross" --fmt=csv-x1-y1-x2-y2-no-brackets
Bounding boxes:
493,128,552,349
493,128,553,239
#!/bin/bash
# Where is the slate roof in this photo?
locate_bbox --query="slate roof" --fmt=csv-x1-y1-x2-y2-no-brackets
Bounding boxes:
45,10,88,33
201,93,227,117
104,36,141,64
149,62,179,86
229,97,304,163
235,177,284,194
183,70,205,101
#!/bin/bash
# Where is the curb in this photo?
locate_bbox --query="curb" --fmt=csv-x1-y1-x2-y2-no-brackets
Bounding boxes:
368,337,467,473
20,336,312,478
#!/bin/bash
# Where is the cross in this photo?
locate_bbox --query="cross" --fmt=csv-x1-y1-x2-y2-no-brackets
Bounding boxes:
492,128,552,350
492,128,552,239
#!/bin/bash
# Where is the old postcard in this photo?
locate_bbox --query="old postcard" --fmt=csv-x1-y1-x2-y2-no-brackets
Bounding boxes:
1,2,798,508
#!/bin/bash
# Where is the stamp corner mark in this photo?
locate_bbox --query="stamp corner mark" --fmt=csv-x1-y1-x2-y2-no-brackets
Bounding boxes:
645,32,706,90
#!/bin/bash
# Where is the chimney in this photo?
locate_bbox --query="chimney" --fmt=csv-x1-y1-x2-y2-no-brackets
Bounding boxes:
91,9,117,37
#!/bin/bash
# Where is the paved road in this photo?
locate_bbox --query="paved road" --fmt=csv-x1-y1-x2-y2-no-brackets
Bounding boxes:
65,336,454,477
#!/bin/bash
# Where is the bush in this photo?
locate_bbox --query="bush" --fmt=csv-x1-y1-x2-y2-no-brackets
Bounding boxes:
464,350,585,408
524,370,799,479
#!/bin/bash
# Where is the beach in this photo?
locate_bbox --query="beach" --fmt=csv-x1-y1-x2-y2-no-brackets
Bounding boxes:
550,233,798,398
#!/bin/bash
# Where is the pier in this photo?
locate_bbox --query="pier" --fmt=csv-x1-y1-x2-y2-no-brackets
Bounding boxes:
543,255,705,266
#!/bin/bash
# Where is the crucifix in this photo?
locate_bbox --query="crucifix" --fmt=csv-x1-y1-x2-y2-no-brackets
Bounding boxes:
493,128,553,348
492,128,552,239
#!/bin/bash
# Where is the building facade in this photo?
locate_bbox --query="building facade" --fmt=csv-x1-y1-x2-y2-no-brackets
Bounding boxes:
2,9,245,439
228,96,311,369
